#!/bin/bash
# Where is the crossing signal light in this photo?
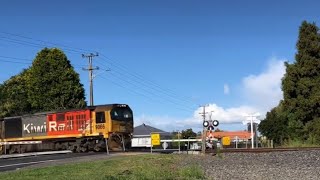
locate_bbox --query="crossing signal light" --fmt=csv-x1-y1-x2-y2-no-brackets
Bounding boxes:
203,120,219,131
203,121,209,127
213,120,219,127
207,126,214,131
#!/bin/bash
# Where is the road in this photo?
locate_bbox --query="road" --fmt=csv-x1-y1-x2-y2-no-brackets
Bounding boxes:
0,152,139,172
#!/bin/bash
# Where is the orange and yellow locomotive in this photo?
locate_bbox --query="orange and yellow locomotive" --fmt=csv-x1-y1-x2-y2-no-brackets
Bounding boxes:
0,104,133,154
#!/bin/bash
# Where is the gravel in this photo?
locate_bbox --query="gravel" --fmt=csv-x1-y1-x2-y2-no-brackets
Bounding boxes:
180,150,320,180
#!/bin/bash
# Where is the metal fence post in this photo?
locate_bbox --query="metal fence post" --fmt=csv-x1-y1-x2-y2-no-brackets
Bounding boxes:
178,132,180,154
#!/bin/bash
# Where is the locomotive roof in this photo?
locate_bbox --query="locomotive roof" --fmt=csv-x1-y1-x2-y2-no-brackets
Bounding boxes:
2,103,130,119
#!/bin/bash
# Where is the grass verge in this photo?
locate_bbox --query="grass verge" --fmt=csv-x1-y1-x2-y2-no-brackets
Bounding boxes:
0,154,205,180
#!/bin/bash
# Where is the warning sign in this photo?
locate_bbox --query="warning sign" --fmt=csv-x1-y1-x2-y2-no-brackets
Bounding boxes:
151,133,160,145
222,136,231,146
151,134,160,140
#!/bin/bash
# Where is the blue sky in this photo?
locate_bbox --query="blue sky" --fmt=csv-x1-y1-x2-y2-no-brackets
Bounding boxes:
0,0,319,132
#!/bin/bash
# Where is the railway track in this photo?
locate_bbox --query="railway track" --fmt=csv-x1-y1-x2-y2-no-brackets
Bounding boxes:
207,147,320,153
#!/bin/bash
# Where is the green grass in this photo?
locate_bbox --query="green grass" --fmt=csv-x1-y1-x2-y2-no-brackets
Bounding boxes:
279,139,320,148
0,154,205,180
280,139,320,148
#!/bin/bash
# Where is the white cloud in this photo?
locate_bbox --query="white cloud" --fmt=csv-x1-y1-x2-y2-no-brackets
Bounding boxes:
242,58,286,112
135,57,286,132
224,84,230,95
135,104,259,131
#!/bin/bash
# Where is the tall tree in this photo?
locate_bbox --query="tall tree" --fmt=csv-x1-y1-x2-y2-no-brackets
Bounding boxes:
27,48,86,111
260,21,320,144
282,21,320,139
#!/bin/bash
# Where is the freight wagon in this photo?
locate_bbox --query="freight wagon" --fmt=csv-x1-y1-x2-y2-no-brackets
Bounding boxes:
0,104,133,154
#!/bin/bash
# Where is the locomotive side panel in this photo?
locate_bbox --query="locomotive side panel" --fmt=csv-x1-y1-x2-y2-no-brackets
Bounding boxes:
21,114,47,137
4,117,22,138
47,110,91,136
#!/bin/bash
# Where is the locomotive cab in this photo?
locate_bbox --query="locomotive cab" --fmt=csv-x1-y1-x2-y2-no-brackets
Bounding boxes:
91,104,133,151
92,104,133,137
110,104,133,133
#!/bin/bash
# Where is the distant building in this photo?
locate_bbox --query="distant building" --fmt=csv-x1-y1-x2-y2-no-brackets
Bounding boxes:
207,131,253,141
131,123,171,148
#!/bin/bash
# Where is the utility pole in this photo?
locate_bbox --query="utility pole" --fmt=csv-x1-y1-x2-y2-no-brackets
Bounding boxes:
82,53,99,106
199,105,208,154
245,114,259,149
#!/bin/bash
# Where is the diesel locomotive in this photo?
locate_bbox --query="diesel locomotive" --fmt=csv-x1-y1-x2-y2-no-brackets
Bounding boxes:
0,104,133,154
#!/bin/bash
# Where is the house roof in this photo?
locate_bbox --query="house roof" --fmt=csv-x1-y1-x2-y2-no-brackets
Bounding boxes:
206,131,254,139
133,123,169,136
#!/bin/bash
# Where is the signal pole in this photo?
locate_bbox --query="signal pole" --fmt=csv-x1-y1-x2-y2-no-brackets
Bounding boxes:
82,53,99,106
199,105,208,154
245,114,259,149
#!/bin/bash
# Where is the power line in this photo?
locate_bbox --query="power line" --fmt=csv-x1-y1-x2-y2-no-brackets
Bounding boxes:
99,54,198,105
98,75,194,113
106,71,195,112
96,57,199,112
0,59,30,65
0,55,85,68
96,61,197,110
0,55,31,61
0,31,198,113
0,32,198,107
0,32,93,53
0,36,84,55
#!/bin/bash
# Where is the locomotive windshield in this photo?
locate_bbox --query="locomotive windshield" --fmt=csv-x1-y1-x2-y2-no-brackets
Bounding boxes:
110,107,133,121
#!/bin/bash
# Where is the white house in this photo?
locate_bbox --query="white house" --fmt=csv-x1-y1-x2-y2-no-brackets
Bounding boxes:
131,123,171,148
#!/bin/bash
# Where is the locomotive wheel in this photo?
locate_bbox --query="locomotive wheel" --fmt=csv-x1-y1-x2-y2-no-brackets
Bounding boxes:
93,145,101,152
75,146,81,153
80,146,88,153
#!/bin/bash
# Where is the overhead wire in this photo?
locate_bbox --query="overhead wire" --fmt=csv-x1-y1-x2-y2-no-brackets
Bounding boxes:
98,53,197,105
0,56,85,69
0,31,93,54
97,75,194,113
95,61,196,112
0,31,198,113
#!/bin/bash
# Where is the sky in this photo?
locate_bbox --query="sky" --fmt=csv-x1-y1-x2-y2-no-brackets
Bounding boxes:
0,0,319,132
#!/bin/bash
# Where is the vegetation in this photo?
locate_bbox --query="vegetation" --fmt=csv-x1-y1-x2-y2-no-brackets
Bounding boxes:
259,21,320,146
180,128,197,139
0,48,86,118
0,154,205,180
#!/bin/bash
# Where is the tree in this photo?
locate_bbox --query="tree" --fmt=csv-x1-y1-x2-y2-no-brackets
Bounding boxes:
214,128,223,132
282,21,320,139
0,70,31,117
258,101,288,145
260,21,320,145
27,48,86,111
181,128,197,139
0,48,87,118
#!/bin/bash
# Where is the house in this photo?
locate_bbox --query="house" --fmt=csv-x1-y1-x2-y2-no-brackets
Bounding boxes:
131,123,171,148
207,131,253,141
